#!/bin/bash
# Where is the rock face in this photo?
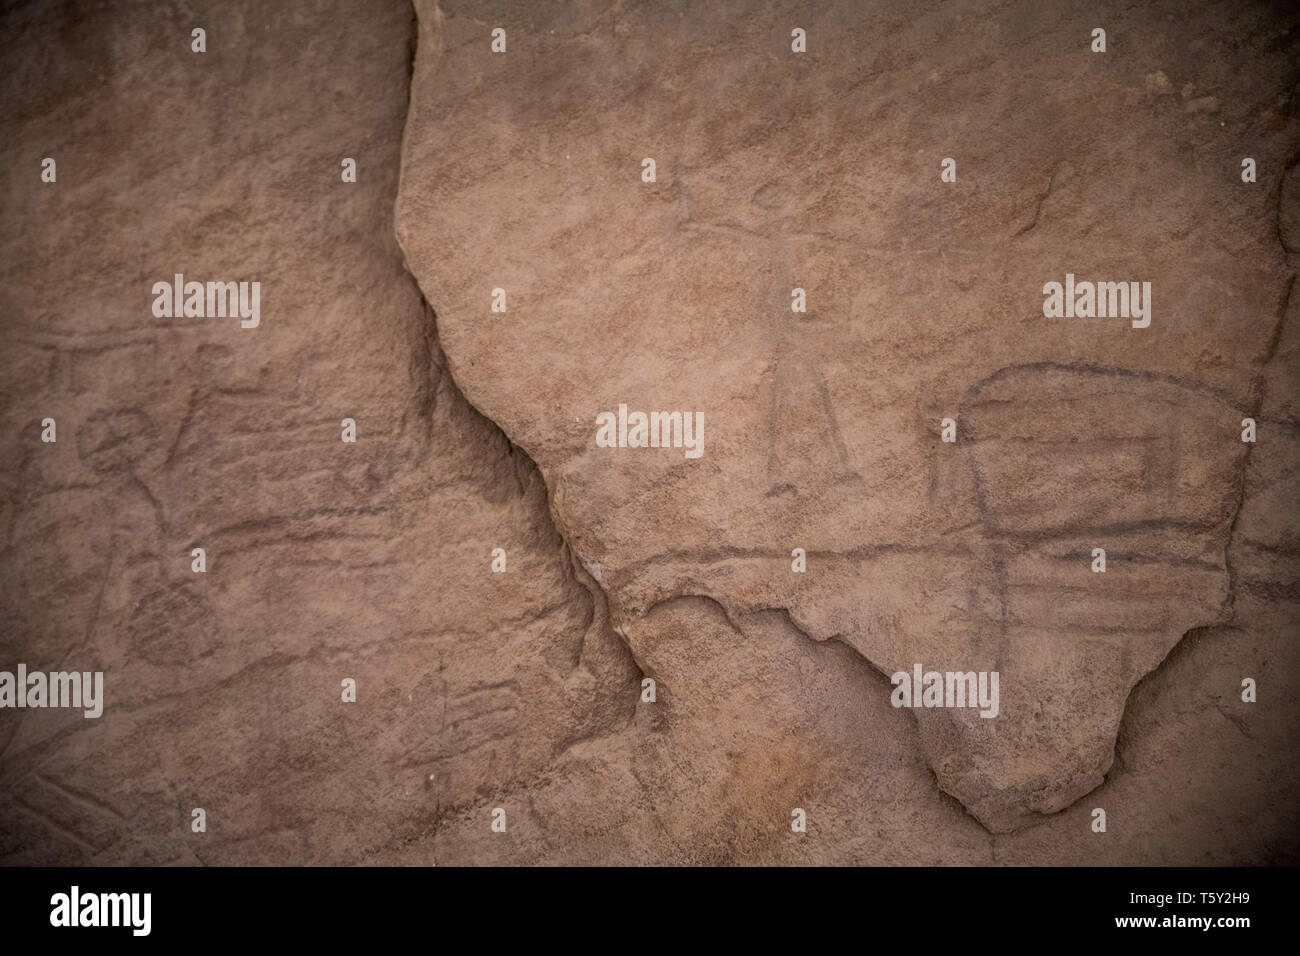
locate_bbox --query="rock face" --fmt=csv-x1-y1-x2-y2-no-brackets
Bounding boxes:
0,0,636,865
395,0,1298,833
1,0,1298,864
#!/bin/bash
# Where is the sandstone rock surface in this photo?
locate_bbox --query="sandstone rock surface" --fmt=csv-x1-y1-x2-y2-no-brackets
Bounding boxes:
0,0,1296,863
395,0,1300,833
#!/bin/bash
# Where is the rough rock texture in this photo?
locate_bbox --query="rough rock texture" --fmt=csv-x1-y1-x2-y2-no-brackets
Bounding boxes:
0,0,636,865
0,0,1297,864
395,0,1300,834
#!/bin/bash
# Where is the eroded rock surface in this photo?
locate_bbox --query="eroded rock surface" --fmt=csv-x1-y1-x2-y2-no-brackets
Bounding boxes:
0,0,637,864
0,0,1296,864
396,0,1300,831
